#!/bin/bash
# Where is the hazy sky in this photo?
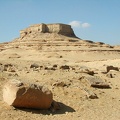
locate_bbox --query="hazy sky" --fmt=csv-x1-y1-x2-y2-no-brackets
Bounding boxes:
0,0,120,45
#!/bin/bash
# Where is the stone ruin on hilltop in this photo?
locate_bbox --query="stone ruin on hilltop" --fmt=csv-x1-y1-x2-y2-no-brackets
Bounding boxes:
20,23,76,39
3,23,112,50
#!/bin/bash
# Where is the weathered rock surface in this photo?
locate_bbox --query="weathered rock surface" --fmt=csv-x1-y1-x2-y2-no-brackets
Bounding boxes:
3,79,53,109
83,75,110,88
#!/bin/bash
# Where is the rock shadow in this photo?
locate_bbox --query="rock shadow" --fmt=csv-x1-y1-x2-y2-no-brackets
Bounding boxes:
52,102,75,114
16,102,75,115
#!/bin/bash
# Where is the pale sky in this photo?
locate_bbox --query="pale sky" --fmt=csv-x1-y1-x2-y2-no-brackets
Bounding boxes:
0,0,120,45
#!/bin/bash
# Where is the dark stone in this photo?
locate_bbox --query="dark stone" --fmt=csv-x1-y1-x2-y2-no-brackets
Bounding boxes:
106,66,119,73
60,65,70,70
30,63,39,69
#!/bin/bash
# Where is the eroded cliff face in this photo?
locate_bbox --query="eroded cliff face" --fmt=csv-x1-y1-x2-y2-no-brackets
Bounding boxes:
20,23,76,39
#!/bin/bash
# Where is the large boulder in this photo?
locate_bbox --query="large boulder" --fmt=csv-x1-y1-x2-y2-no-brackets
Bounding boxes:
3,79,53,109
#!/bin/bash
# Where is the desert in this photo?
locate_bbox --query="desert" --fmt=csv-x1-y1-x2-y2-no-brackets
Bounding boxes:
0,23,120,120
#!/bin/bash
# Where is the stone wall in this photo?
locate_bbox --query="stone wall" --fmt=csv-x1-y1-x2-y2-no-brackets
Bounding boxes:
20,23,76,38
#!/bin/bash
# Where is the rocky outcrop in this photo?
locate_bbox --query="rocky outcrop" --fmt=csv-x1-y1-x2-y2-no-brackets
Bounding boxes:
3,79,53,109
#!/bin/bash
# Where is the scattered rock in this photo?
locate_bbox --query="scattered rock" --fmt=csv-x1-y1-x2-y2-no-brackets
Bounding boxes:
79,66,95,75
30,63,39,69
106,66,119,73
60,55,63,58
71,67,75,70
83,88,98,99
44,66,56,70
84,76,110,88
0,64,4,72
3,79,53,109
4,64,13,71
53,64,57,68
60,65,70,70
3,64,16,72
40,65,43,69
52,81,70,87
91,82,110,88
106,70,119,78
8,67,16,72
106,73,113,78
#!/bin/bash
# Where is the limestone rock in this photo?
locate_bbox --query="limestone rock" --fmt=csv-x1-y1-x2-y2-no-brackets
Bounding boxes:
3,79,53,109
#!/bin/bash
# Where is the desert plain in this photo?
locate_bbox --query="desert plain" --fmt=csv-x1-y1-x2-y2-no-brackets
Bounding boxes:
0,23,120,120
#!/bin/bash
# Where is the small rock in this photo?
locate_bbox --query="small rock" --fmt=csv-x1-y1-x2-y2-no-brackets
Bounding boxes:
71,67,75,70
60,65,70,70
30,63,39,69
8,67,16,72
106,66,119,73
4,64,13,71
83,87,98,99
44,66,56,70
79,66,95,75
53,64,57,68
88,94,98,99
52,81,70,87
106,73,113,78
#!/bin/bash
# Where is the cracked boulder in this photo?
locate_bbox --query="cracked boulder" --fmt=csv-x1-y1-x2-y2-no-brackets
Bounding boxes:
3,79,53,109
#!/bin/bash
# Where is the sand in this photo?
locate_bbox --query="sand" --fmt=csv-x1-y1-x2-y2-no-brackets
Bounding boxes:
0,44,120,120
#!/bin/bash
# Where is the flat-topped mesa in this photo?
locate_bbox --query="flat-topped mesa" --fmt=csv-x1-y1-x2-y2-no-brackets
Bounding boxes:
20,23,76,38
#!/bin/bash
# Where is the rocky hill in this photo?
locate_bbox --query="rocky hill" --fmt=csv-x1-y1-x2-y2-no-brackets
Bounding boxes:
1,23,118,51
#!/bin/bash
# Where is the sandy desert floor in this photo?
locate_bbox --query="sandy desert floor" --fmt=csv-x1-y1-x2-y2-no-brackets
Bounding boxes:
0,46,120,120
